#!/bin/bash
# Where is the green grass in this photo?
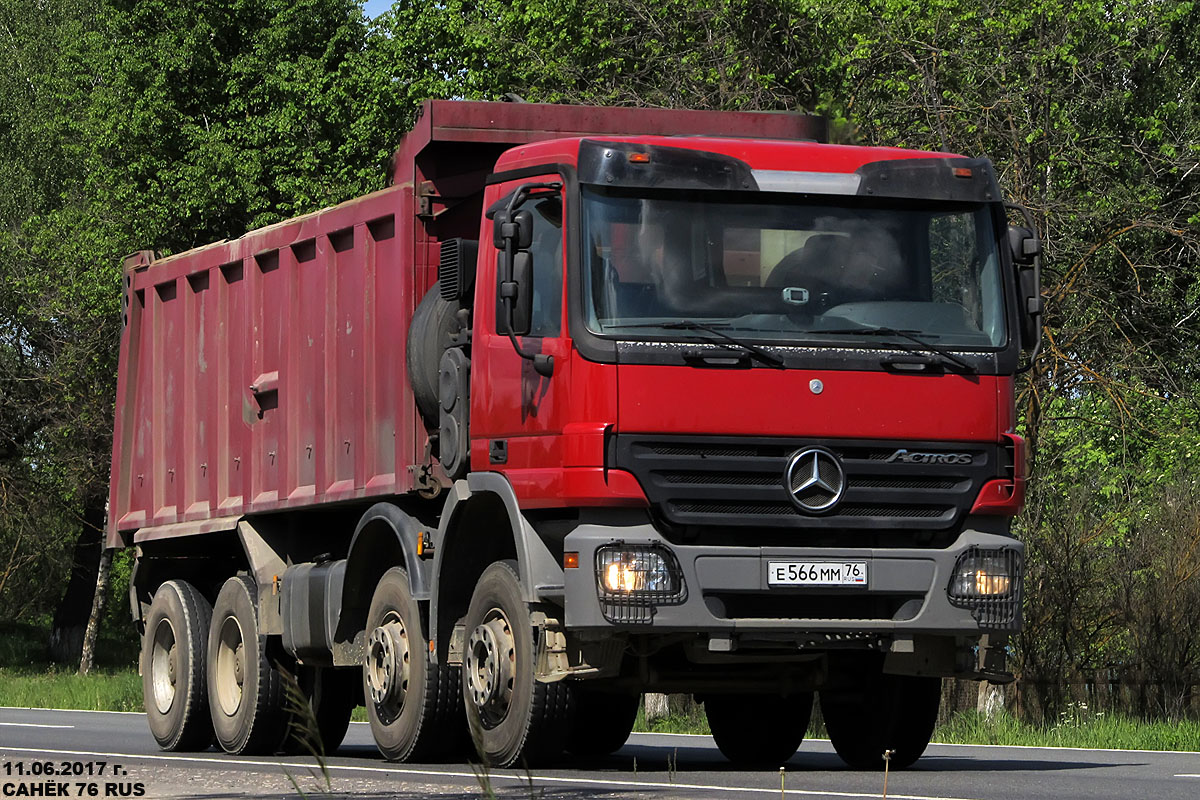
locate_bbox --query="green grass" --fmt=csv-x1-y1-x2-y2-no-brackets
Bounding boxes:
0,667,143,712
934,709,1200,751
632,703,711,735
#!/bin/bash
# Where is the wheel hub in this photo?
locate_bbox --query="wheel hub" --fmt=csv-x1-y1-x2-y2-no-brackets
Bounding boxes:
465,611,516,725
366,619,410,709
150,617,178,715
215,615,247,717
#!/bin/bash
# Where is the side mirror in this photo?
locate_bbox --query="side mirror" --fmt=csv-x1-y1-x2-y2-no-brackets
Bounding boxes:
493,208,536,337
510,251,534,336
1005,212,1043,367
1007,225,1040,265
492,209,533,251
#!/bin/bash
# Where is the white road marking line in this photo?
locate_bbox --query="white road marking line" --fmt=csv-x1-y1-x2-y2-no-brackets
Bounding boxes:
1176,774,1200,778
6,709,1200,757
0,722,74,729
0,746,981,800
626,731,1200,757
0,707,141,715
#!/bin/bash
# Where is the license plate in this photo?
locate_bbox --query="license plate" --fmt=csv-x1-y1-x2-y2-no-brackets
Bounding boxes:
768,561,868,586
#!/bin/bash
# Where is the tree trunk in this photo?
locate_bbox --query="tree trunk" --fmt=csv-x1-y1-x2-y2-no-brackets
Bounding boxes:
644,692,669,722
78,546,113,675
48,498,106,664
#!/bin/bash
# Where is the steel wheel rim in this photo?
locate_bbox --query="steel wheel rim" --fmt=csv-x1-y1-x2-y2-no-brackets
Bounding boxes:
465,607,516,729
214,614,246,717
150,617,178,715
366,611,410,723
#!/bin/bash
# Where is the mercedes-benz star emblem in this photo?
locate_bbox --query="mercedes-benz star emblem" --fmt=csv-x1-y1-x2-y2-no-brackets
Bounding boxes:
784,447,846,513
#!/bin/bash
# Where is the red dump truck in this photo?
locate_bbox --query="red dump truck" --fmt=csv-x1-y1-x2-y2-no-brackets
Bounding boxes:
109,100,1041,768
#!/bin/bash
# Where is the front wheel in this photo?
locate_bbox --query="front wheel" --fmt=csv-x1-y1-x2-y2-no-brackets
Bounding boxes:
363,567,463,761
705,693,813,767
463,562,573,766
821,674,942,770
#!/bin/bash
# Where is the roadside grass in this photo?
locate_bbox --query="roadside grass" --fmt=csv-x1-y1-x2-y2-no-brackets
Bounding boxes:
0,621,141,712
934,709,1200,751
633,701,1200,752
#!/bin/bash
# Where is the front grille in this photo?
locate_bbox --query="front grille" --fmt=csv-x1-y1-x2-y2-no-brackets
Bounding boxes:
614,435,999,531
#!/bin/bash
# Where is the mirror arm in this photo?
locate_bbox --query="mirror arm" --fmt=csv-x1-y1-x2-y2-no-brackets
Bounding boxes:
503,298,554,377
493,181,563,378
1006,203,1043,374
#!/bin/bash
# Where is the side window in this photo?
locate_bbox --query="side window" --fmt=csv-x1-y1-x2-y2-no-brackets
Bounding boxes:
496,195,563,337
929,212,984,329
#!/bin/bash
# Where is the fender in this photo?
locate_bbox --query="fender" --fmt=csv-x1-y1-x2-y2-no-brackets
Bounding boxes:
428,473,565,662
334,502,431,656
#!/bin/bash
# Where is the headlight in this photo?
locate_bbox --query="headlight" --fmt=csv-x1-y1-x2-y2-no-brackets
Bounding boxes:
598,549,677,594
594,544,686,623
949,550,1018,598
948,546,1023,628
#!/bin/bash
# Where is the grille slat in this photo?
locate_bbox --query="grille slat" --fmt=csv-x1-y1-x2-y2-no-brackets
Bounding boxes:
615,435,998,531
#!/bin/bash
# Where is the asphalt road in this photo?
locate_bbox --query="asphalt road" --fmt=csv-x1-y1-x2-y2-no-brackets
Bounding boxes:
2,707,1199,800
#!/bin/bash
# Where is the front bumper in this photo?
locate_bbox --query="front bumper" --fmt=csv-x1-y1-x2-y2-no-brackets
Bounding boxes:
562,525,1022,635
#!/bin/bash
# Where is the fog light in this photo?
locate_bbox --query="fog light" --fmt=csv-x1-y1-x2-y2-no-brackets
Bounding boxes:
948,546,1023,628
595,544,686,623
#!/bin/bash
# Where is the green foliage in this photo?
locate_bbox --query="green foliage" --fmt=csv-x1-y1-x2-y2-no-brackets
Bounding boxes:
0,0,1197,719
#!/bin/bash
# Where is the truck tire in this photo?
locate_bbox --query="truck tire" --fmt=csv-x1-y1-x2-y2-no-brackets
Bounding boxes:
364,567,463,761
287,666,357,756
207,575,292,755
407,284,459,428
705,692,813,767
142,580,214,751
463,562,573,766
820,674,942,770
566,689,639,756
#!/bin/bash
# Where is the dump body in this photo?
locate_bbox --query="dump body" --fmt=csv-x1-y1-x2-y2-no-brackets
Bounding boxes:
107,101,825,547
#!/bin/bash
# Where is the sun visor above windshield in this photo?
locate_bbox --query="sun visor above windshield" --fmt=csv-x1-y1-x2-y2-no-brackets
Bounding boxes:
578,139,1001,204
854,157,1000,203
578,140,758,191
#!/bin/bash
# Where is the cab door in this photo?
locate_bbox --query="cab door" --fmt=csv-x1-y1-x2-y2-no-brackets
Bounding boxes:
469,175,572,500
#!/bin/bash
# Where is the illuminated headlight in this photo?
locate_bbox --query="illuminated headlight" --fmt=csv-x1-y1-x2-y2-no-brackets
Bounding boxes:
948,547,1023,628
595,545,686,623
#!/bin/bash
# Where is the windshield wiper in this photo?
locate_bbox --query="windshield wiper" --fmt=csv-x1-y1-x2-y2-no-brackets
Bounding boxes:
816,326,976,373
610,320,785,369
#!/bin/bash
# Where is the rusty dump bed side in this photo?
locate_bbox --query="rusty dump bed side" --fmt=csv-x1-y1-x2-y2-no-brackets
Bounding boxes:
106,100,825,547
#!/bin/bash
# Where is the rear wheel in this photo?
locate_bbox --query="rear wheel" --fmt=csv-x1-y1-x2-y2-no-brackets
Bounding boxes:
364,567,463,761
142,580,213,751
286,666,357,756
207,575,292,755
821,673,941,770
705,693,813,767
566,689,639,756
463,562,573,766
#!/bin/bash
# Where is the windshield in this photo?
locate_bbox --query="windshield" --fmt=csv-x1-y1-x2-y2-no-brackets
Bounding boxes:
581,187,1007,349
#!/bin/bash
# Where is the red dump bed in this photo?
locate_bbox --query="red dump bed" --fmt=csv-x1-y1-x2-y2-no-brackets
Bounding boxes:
107,100,825,547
